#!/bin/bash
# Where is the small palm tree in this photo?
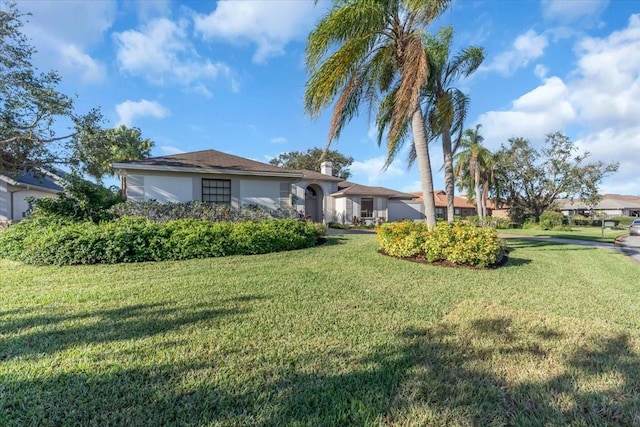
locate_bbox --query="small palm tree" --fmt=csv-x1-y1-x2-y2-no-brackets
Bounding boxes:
305,0,451,228
454,124,494,219
422,26,484,222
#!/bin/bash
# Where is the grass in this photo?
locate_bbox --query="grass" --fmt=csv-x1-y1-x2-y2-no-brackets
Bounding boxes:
499,225,628,243
1,234,640,425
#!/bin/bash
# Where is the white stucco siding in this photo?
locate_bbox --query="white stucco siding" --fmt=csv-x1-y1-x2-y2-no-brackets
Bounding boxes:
239,179,281,209
388,200,425,221
12,190,54,220
145,175,194,203
0,180,10,221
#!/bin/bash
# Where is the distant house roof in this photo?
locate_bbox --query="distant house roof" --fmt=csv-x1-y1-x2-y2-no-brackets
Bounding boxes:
410,190,477,209
0,169,64,193
332,181,415,199
113,149,303,178
556,195,640,210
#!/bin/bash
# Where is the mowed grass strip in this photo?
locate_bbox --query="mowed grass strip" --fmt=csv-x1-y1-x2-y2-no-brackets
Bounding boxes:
499,226,627,243
1,234,640,426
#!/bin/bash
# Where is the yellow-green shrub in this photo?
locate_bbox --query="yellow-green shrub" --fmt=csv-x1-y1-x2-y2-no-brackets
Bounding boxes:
378,221,505,268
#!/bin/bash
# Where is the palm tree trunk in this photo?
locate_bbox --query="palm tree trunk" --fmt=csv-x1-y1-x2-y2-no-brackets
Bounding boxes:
411,108,437,229
442,126,455,222
474,159,482,220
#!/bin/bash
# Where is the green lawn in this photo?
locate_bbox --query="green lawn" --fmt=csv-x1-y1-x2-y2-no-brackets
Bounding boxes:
499,225,628,243
2,234,640,426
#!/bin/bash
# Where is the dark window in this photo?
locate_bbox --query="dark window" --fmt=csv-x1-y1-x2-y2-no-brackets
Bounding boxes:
361,197,374,217
202,179,231,204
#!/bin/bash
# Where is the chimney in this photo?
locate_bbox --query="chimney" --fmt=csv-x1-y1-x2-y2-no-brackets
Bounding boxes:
320,161,333,176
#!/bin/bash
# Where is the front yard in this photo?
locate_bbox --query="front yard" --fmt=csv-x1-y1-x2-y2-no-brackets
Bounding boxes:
2,234,640,425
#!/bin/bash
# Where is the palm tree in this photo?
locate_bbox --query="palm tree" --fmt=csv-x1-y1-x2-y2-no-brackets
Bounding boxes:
305,0,451,229
422,26,484,222
454,124,494,219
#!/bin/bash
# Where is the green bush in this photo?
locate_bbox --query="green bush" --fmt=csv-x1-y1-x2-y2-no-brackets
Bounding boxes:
377,221,505,268
610,216,637,227
571,214,591,226
0,218,322,265
29,175,123,223
110,200,296,223
539,211,564,230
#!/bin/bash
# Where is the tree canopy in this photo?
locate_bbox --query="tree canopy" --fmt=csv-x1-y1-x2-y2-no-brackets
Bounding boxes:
269,148,353,179
70,125,154,183
305,0,451,228
0,2,102,175
492,132,619,222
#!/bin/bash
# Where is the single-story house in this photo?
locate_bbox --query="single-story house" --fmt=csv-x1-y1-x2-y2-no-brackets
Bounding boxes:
556,194,640,217
112,149,419,224
410,190,481,219
0,169,64,222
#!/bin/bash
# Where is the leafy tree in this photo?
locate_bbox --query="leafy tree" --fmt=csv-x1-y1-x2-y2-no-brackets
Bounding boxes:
0,2,101,175
492,132,619,223
269,148,353,179
305,0,451,228
454,124,494,219
422,26,484,222
70,125,154,183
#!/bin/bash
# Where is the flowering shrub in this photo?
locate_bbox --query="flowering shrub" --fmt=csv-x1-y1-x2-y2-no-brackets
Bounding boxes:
377,221,505,268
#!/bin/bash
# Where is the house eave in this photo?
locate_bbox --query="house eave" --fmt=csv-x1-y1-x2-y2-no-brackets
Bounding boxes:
112,163,304,179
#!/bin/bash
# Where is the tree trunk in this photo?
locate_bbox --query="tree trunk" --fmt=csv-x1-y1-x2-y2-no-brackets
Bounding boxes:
474,159,482,220
442,126,455,223
411,108,437,229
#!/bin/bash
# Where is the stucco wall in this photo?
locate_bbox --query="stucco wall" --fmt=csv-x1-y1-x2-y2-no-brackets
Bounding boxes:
239,179,281,210
0,180,9,221
388,200,425,221
145,175,194,203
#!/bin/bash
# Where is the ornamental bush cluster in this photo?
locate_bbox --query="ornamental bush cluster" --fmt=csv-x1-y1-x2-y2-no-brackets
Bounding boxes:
377,221,505,268
0,217,324,266
109,200,296,223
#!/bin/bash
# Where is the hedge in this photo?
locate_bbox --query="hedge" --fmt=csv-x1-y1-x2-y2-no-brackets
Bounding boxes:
377,221,505,268
0,217,324,266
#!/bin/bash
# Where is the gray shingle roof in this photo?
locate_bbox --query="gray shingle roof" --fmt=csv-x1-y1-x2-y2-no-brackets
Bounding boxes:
332,181,415,199
115,149,301,176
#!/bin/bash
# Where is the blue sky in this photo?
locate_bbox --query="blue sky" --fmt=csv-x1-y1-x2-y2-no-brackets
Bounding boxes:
17,0,640,195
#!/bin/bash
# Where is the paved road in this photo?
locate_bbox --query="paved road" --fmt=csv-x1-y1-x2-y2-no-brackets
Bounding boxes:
501,234,640,263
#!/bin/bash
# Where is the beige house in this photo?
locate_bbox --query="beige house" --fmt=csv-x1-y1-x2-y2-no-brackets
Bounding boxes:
113,149,417,224
556,194,640,217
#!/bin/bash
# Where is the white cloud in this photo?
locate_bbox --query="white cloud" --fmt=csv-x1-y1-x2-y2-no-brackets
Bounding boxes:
270,137,288,144
159,145,186,155
534,64,548,78
115,100,170,127
478,14,640,193
483,29,548,75
350,156,405,185
401,180,422,193
194,0,323,63
114,18,231,91
59,44,106,83
542,0,609,22
20,0,115,83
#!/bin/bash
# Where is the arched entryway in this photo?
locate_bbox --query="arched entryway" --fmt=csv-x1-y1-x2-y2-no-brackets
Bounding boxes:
304,184,324,222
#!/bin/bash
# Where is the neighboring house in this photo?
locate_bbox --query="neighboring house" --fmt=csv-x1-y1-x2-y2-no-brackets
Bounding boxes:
556,194,640,217
410,190,479,219
112,149,419,224
0,169,64,222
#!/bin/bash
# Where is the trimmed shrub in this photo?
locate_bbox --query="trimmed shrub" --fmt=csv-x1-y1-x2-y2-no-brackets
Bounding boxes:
377,221,505,268
0,218,322,265
110,200,296,223
539,211,564,230
571,214,591,226
376,221,430,258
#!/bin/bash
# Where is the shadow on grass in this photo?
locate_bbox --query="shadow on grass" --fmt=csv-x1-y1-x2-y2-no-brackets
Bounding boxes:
3,303,639,425
0,297,264,360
